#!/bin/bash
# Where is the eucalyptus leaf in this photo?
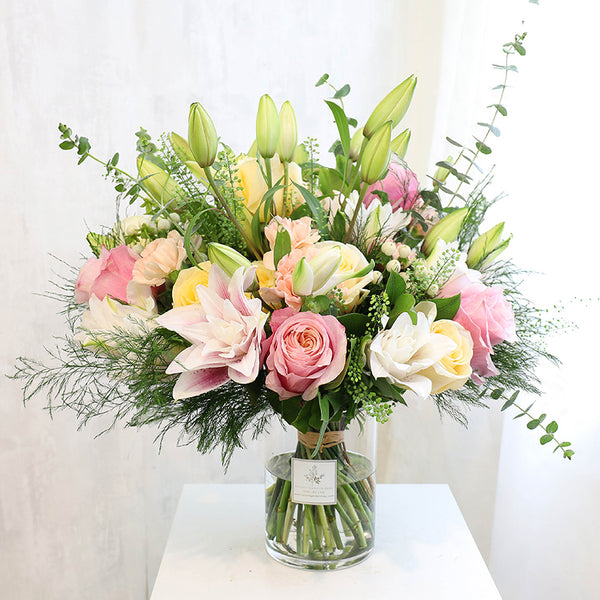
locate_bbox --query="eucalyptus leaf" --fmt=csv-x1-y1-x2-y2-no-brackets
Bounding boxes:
333,84,350,99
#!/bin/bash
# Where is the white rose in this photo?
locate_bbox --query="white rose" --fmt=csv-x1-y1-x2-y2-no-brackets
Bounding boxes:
368,302,456,400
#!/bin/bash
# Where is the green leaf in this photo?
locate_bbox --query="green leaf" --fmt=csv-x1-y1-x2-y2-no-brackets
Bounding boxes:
445,137,464,148
385,270,406,305
337,313,369,336
278,396,304,425
59,141,75,150
488,103,508,116
110,152,120,166
501,390,519,411
540,434,553,445
513,43,526,56
315,73,329,87
347,117,358,128
374,378,406,404
86,232,114,257
527,419,540,430
273,229,292,269
303,295,331,314
477,122,500,137
325,100,351,158
292,182,328,235
475,140,492,155
546,421,558,434
333,84,350,99
389,293,415,323
331,209,347,241
430,294,461,320
490,388,504,400
564,450,574,459
77,137,91,156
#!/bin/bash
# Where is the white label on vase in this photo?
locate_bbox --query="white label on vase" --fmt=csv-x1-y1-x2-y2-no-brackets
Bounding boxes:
291,458,337,505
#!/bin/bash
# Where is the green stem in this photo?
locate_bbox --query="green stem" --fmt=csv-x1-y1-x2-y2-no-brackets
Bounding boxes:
315,505,334,553
265,157,273,189
276,480,291,543
282,497,296,545
282,161,290,217
296,504,303,552
325,505,344,550
337,486,367,548
445,47,512,208
343,182,368,243
305,505,321,551
203,167,262,259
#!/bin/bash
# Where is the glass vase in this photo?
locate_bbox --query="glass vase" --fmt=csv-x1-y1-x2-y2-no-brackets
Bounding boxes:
264,418,376,570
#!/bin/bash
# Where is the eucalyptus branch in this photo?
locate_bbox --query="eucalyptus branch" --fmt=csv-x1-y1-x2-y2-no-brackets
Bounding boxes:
495,389,574,459
443,33,527,208
58,124,185,236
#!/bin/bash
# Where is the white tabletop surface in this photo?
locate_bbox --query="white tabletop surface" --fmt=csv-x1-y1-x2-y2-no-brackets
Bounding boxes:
150,483,502,599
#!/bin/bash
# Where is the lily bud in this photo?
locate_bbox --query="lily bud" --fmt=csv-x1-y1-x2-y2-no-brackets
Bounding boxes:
363,75,417,139
421,207,469,256
277,101,298,162
349,127,364,162
390,129,411,159
309,247,343,292
433,156,453,186
256,94,280,159
466,222,511,268
360,121,392,185
137,158,181,204
292,257,314,297
207,242,251,277
168,132,195,164
188,102,218,168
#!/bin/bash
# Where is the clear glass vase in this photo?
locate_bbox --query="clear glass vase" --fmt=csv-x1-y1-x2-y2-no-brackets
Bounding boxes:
264,418,376,570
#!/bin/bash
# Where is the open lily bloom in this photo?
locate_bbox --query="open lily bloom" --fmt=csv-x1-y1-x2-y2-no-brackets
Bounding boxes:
156,265,267,399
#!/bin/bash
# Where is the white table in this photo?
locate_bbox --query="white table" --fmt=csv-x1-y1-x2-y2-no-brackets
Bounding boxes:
150,483,502,599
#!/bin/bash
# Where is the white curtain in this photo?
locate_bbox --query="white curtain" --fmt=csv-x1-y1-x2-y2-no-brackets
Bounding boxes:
1,1,598,599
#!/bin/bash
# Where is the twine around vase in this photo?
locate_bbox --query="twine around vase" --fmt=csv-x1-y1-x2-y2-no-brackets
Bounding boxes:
298,430,345,452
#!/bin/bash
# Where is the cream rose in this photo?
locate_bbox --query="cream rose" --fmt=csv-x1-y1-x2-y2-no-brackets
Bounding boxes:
420,319,473,393
172,262,211,307
132,230,186,286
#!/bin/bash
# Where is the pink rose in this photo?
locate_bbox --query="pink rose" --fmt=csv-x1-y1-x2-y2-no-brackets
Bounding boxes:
261,308,347,401
438,272,516,381
75,245,140,304
364,162,420,212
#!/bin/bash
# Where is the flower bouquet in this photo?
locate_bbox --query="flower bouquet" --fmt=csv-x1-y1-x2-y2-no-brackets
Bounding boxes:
14,31,572,570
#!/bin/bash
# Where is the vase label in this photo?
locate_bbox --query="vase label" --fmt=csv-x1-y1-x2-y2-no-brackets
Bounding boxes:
291,458,337,505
